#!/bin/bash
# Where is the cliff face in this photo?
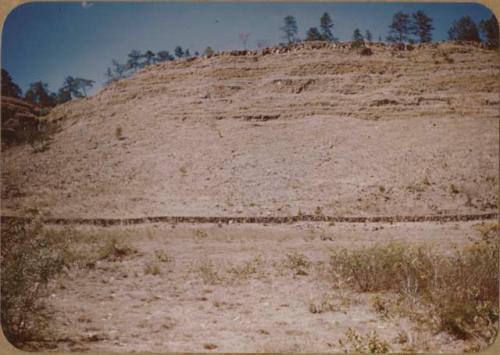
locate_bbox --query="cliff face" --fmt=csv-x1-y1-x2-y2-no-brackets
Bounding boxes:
1,43,498,218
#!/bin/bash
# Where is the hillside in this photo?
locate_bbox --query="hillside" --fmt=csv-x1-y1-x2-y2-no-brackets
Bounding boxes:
1,42,498,218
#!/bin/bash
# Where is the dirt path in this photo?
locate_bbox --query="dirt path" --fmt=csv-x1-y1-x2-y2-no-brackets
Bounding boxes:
40,221,486,353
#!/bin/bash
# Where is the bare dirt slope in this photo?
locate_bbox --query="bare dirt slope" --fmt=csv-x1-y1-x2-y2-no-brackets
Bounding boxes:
1,42,498,219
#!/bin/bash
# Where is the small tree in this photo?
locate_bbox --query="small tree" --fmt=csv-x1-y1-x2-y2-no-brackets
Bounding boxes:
144,50,156,65
203,46,215,56
1,69,22,98
387,12,411,43
57,88,71,104
479,15,499,49
184,49,191,58
24,82,56,107
365,30,373,42
105,60,128,85
305,27,323,41
448,15,480,42
174,46,184,58
352,28,364,48
127,50,143,72
281,15,299,44
320,12,335,41
156,50,174,62
411,11,434,43
60,76,94,98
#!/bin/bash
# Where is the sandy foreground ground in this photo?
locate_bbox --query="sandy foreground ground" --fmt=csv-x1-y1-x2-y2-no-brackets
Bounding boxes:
40,221,483,353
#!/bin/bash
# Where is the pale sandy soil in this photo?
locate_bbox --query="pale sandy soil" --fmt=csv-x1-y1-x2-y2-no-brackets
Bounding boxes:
41,221,482,353
1,43,498,218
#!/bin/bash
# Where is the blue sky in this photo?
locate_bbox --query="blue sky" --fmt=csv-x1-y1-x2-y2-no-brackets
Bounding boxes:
1,2,495,95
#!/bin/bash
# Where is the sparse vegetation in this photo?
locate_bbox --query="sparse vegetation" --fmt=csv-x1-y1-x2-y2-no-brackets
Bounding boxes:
283,252,311,275
330,224,499,343
338,328,390,353
0,220,71,346
115,126,124,140
198,260,223,284
154,249,171,263
98,237,137,262
144,259,162,275
449,183,460,194
309,294,338,314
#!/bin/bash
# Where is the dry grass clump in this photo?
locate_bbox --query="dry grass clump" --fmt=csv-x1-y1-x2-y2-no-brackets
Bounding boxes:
144,259,162,276
283,252,311,275
227,256,263,280
197,260,223,284
338,328,390,353
97,237,137,262
330,224,499,344
308,294,339,314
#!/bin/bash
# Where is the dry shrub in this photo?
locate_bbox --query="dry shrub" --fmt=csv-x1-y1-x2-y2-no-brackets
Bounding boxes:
283,252,311,275
0,219,71,347
330,225,499,343
338,328,390,353
97,237,137,262
0,221,139,347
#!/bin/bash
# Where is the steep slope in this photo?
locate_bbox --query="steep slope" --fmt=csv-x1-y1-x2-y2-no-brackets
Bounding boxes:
1,42,498,218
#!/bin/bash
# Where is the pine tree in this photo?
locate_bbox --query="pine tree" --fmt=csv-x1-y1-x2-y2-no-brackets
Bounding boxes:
144,50,156,65
57,88,72,104
411,11,434,43
365,30,373,42
305,27,323,41
320,12,335,41
60,76,94,98
174,46,184,58
281,15,299,44
203,46,215,56
1,69,22,98
448,16,480,42
352,28,364,48
387,12,411,43
127,50,143,72
156,51,175,62
479,15,499,49
184,49,191,58
24,82,56,107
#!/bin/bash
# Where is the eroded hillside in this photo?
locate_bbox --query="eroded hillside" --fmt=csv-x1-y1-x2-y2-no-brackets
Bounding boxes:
1,42,498,218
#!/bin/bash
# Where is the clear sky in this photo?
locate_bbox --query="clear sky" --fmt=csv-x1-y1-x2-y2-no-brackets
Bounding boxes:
1,2,495,95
